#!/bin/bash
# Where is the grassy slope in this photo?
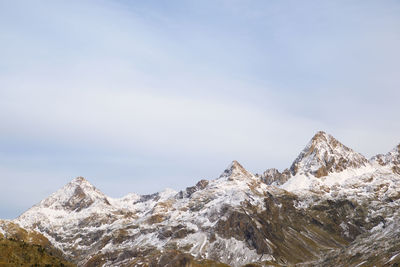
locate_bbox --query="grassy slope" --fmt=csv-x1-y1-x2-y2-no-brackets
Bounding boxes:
0,236,76,267
0,220,76,267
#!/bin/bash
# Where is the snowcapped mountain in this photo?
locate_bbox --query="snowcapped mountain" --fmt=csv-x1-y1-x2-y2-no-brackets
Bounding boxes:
290,131,369,177
219,160,253,180
371,143,400,174
16,162,272,267
256,131,370,187
12,131,400,267
38,176,111,211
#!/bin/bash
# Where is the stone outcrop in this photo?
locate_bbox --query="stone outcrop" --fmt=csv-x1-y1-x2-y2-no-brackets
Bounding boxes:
290,131,369,177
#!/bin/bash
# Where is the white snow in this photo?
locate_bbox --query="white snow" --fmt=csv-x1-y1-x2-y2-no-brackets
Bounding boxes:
11,136,400,267
387,252,400,263
14,160,275,267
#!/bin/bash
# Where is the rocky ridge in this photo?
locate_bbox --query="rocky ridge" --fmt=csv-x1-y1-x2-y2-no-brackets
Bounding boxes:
10,131,400,267
289,131,369,178
371,143,400,175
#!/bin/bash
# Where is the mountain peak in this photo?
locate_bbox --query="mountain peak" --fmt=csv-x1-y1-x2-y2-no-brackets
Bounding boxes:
65,176,98,195
39,177,110,212
310,131,338,146
391,143,400,157
219,160,253,180
257,168,291,185
290,131,368,177
68,176,92,187
311,130,329,140
71,176,88,183
371,143,400,174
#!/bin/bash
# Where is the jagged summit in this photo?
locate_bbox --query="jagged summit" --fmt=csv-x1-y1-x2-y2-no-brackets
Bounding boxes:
371,143,400,174
290,131,369,177
70,176,90,185
257,168,291,185
219,160,253,180
13,134,400,267
64,176,99,194
36,176,110,212
387,144,400,167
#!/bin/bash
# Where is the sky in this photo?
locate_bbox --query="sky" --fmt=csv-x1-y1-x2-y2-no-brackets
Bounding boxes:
1,0,399,219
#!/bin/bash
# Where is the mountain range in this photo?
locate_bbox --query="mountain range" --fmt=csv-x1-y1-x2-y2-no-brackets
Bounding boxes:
1,131,400,267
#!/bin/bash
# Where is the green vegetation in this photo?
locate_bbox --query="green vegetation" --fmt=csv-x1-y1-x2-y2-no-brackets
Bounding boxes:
0,220,75,267
0,237,76,267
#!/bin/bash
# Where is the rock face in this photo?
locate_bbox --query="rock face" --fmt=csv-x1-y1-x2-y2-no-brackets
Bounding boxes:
219,160,253,180
371,143,400,174
11,131,400,267
256,168,291,185
289,131,369,177
38,176,111,212
15,162,273,267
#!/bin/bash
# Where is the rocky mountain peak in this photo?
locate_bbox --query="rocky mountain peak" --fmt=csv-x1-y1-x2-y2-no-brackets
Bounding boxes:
371,143,400,174
290,131,368,177
385,144,400,164
39,177,110,212
310,131,340,147
11,134,400,267
70,176,89,185
64,176,99,195
219,160,253,180
312,130,330,141
257,168,291,185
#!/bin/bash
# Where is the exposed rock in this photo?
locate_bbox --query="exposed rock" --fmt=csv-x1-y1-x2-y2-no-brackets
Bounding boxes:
371,143,400,175
219,160,253,180
290,131,369,177
179,179,210,198
39,176,111,211
257,168,291,185
11,132,400,267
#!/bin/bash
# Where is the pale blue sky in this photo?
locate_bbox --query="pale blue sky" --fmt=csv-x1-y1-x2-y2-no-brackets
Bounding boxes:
1,0,400,218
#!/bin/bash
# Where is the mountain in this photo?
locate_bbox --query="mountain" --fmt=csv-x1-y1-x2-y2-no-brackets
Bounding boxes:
38,176,111,211
257,131,370,187
0,219,75,266
16,162,273,267
255,168,291,186
219,160,253,180
371,143,400,174
10,131,400,267
290,131,369,177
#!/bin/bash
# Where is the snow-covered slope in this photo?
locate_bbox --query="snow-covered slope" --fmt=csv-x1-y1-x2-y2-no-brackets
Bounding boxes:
257,131,371,187
15,161,275,266
13,131,400,267
371,143,400,175
290,131,369,177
